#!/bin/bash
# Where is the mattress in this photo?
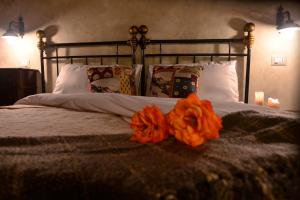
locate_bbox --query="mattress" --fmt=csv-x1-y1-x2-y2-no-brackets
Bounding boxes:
0,93,299,200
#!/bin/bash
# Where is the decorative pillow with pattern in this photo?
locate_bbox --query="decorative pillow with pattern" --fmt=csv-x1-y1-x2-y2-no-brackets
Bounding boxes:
149,64,203,98
87,65,136,95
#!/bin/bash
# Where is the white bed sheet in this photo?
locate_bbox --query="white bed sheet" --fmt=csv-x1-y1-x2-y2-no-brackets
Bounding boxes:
16,93,297,119
0,93,296,138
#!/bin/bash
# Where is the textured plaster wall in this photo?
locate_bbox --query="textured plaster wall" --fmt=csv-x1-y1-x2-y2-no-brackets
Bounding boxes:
0,0,299,110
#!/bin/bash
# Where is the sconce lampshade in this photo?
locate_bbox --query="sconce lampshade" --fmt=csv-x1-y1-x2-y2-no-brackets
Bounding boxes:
2,28,19,38
1,16,25,39
277,20,300,33
276,6,300,33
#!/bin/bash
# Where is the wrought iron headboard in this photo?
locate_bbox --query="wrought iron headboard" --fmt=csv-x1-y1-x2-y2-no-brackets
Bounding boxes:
36,27,139,93
136,23,255,103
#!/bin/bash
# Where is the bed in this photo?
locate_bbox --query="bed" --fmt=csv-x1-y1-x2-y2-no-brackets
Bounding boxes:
0,24,299,200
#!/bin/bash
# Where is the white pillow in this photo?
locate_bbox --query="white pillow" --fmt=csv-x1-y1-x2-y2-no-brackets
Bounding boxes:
53,64,89,94
197,60,239,102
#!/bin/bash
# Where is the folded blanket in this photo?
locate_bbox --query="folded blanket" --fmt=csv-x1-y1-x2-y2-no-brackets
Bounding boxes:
0,110,299,200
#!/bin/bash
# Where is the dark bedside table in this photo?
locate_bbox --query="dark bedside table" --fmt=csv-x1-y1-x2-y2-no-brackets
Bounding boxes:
0,68,38,106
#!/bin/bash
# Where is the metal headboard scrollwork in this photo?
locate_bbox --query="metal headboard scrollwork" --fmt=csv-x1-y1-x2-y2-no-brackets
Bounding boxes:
37,28,139,93
137,23,255,103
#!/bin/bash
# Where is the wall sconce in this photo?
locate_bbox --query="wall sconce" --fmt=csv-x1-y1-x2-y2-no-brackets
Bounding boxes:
276,6,300,33
2,16,25,39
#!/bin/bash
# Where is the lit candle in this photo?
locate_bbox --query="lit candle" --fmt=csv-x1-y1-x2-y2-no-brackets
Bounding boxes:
255,91,264,105
267,98,280,109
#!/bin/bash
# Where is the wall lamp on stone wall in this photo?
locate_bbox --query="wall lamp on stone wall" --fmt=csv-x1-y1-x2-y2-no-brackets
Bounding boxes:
276,6,300,33
2,16,24,39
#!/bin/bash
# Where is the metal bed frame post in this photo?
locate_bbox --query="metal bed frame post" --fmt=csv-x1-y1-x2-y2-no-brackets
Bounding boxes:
36,30,46,93
127,26,138,65
138,25,150,96
243,23,255,103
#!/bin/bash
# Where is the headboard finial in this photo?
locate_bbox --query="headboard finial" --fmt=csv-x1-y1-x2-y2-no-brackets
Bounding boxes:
36,30,46,51
128,25,139,52
244,22,255,49
138,25,148,35
129,25,138,35
138,25,150,50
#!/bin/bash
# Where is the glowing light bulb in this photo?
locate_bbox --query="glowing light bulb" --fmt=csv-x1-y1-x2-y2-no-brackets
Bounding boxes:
278,26,300,39
2,36,21,44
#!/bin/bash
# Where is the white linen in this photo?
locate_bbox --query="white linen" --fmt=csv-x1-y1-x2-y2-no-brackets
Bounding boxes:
16,93,297,119
16,93,177,118
198,60,239,102
53,64,90,94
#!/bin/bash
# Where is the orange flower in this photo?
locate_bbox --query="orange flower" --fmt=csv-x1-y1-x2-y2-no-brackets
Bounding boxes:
130,106,168,144
167,93,222,147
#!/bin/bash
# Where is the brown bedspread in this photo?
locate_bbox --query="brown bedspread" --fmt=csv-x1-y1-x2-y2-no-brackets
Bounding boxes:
0,110,299,200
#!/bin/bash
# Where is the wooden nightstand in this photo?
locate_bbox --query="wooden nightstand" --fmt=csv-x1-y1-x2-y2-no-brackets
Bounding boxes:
0,68,38,105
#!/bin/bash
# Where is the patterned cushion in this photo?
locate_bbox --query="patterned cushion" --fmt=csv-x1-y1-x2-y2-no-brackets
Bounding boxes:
149,65,203,98
87,66,136,95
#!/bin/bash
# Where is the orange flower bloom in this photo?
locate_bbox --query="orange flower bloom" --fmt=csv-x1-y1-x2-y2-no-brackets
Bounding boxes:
130,106,168,144
167,93,222,147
